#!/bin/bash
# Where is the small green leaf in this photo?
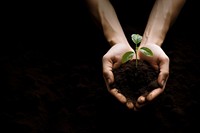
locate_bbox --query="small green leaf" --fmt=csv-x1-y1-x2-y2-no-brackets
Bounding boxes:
121,51,134,64
139,47,153,57
131,34,142,45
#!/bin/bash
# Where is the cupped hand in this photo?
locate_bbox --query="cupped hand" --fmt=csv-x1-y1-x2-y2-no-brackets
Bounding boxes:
102,43,135,104
134,43,169,110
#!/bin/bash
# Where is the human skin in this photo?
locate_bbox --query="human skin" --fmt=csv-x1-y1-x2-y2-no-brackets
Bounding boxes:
85,0,186,110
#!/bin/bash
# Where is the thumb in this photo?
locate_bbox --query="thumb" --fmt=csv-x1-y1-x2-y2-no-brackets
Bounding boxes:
102,58,114,86
158,59,169,88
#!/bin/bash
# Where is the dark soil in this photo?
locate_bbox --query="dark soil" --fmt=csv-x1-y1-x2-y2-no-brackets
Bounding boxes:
1,0,200,133
111,59,160,103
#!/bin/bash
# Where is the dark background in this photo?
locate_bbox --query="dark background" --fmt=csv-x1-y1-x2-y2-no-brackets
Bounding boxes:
1,0,200,133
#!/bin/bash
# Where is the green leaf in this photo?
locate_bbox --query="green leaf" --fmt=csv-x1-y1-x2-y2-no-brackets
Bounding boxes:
131,34,142,45
121,51,134,64
139,47,153,57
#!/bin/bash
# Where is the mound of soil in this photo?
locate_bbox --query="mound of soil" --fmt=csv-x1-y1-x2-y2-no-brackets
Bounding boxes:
111,59,160,103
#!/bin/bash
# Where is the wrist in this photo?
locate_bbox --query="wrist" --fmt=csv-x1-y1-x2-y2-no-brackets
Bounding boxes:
140,32,164,47
107,35,130,47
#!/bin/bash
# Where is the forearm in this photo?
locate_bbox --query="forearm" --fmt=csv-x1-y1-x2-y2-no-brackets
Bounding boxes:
141,0,186,46
85,0,129,46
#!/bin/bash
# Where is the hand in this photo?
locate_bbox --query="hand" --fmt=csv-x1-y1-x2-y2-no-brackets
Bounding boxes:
102,43,169,111
134,43,169,110
102,43,135,105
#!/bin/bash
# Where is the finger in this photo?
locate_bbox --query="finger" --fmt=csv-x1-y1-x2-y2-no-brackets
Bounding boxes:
102,58,114,85
146,88,164,101
158,57,169,88
158,71,169,88
110,89,126,103
137,95,146,104
134,96,147,109
126,100,134,109
135,101,146,110
126,101,139,111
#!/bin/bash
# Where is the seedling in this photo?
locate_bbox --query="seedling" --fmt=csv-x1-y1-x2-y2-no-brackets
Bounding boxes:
121,34,153,67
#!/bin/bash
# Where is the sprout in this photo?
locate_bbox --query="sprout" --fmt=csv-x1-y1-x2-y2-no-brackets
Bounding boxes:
122,34,153,67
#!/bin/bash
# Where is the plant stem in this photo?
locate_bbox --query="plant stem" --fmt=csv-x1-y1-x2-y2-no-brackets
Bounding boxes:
135,46,138,68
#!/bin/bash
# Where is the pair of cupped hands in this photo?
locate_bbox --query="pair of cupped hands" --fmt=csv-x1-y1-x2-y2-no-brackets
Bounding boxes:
102,42,169,111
